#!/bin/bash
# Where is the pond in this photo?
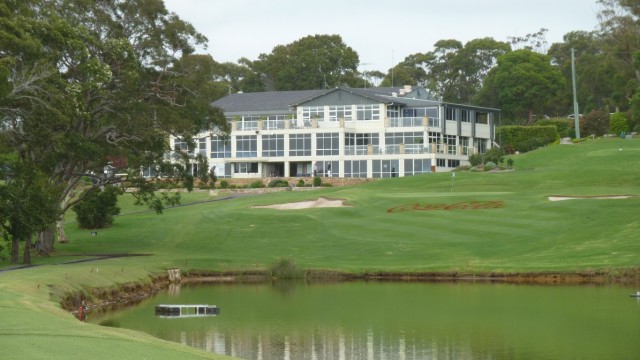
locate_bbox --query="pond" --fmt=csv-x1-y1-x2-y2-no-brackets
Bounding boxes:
89,281,640,360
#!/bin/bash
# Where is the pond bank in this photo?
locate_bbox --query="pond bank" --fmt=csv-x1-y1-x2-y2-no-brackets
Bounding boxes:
63,267,640,317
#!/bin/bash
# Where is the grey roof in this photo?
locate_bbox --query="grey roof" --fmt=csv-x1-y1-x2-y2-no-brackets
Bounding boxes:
212,90,324,113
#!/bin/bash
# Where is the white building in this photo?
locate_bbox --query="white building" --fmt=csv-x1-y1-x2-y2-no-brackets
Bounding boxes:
170,86,499,179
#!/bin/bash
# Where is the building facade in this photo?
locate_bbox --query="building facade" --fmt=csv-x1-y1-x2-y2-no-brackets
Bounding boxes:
170,86,499,179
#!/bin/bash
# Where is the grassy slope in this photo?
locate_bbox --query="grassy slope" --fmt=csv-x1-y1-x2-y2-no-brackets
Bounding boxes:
1,138,639,359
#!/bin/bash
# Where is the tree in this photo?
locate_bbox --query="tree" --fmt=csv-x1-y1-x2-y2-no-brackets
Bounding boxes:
0,0,228,254
476,49,565,124
72,186,122,229
249,34,361,90
0,155,59,264
382,38,510,103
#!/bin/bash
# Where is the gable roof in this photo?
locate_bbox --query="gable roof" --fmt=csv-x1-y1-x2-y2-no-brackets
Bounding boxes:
211,86,454,114
212,90,324,113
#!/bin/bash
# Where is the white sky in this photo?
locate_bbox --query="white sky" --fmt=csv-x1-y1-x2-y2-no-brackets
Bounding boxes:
163,0,601,73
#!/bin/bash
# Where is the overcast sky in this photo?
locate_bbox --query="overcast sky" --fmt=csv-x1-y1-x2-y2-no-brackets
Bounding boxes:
163,0,602,72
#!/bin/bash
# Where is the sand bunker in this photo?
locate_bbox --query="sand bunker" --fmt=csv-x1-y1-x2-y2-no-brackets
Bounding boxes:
252,197,351,210
548,195,633,201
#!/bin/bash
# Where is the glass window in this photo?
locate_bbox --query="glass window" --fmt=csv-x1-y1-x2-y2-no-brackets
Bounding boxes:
385,132,424,145
344,133,379,146
302,106,324,121
476,112,489,124
262,134,284,157
446,135,457,155
461,109,470,122
445,108,457,121
328,105,352,121
211,136,231,159
356,105,380,121
344,160,367,178
316,132,339,156
404,159,432,176
436,158,446,167
234,162,258,173
289,134,311,156
448,159,460,168
372,159,400,178
236,135,257,158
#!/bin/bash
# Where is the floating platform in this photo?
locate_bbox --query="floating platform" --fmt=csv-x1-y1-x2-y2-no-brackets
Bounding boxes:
630,292,640,298
155,304,220,318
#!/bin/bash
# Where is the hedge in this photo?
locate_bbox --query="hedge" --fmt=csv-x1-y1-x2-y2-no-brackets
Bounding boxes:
496,125,558,152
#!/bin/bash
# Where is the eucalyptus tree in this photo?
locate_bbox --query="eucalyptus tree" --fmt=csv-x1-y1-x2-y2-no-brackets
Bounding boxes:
249,34,361,90
475,49,565,124
381,38,510,103
0,0,228,254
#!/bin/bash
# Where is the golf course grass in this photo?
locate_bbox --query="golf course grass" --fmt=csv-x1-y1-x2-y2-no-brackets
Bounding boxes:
1,137,639,359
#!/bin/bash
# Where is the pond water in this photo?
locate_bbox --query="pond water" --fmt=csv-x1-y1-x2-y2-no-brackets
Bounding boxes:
89,281,640,360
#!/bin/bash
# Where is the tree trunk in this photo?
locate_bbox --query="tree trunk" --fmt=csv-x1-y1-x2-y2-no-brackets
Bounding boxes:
23,234,32,264
56,219,68,243
11,236,19,264
36,228,55,256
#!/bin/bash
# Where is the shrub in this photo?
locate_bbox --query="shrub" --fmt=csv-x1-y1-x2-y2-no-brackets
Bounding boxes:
268,179,289,188
269,257,303,279
484,162,497,171
609,112,629,136
297,179,305,187
249,180,265,188
468,153,482,166
72,186,123,229
219,180,229,189
313,176,322,187
580,110,609,137
507,158,514,168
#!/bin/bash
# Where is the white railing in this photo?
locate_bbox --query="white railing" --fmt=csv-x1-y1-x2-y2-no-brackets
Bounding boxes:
344,145,368,155
388,117,441,128
237,120,258,131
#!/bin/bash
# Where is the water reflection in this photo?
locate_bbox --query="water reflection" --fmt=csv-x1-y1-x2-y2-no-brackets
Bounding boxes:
90,281,640,360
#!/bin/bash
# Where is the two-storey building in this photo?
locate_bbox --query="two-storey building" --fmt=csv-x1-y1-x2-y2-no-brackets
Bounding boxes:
170,85,499,179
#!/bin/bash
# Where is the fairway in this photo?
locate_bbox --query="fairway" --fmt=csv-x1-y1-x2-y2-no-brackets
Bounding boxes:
52,137,640,274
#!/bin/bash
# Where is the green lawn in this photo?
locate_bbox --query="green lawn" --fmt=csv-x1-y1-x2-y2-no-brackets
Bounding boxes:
1,137,639,359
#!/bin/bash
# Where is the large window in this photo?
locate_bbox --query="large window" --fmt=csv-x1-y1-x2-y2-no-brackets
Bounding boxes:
328,105,352,121
445,107,457,121
403,107,438,119
404,159,432,176
302,106,324,121
475,112,489,124
372,159,400,178
234,162,258,173
385,132,424,145
289,134,311,156
173,137,192,152
316,132,339,156
446,135,457,155
211,136,231,158
262,134,284,157
198,137,207,156
344,160,367,178
316,160,338,177
461,109,470,123
356,104,380,121
236,135,257,158
345,133,379,146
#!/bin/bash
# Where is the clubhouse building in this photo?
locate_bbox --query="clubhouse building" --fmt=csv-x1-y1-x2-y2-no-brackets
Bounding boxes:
170,86,499,179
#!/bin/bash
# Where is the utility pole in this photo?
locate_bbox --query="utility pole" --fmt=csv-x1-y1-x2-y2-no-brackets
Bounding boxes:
571,48,581,139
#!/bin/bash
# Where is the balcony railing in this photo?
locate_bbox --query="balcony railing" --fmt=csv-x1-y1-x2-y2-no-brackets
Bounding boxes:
389,117,440,128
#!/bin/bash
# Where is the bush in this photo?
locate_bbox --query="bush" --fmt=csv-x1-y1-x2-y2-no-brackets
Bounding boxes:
609,112,629,136
269,257,303,279
581,110,609,137
72,186,122,229
268,179,289,188
219,180,229,189
297,179,305,187
484,162,497,171
313,176,322,187
249,180,265,188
